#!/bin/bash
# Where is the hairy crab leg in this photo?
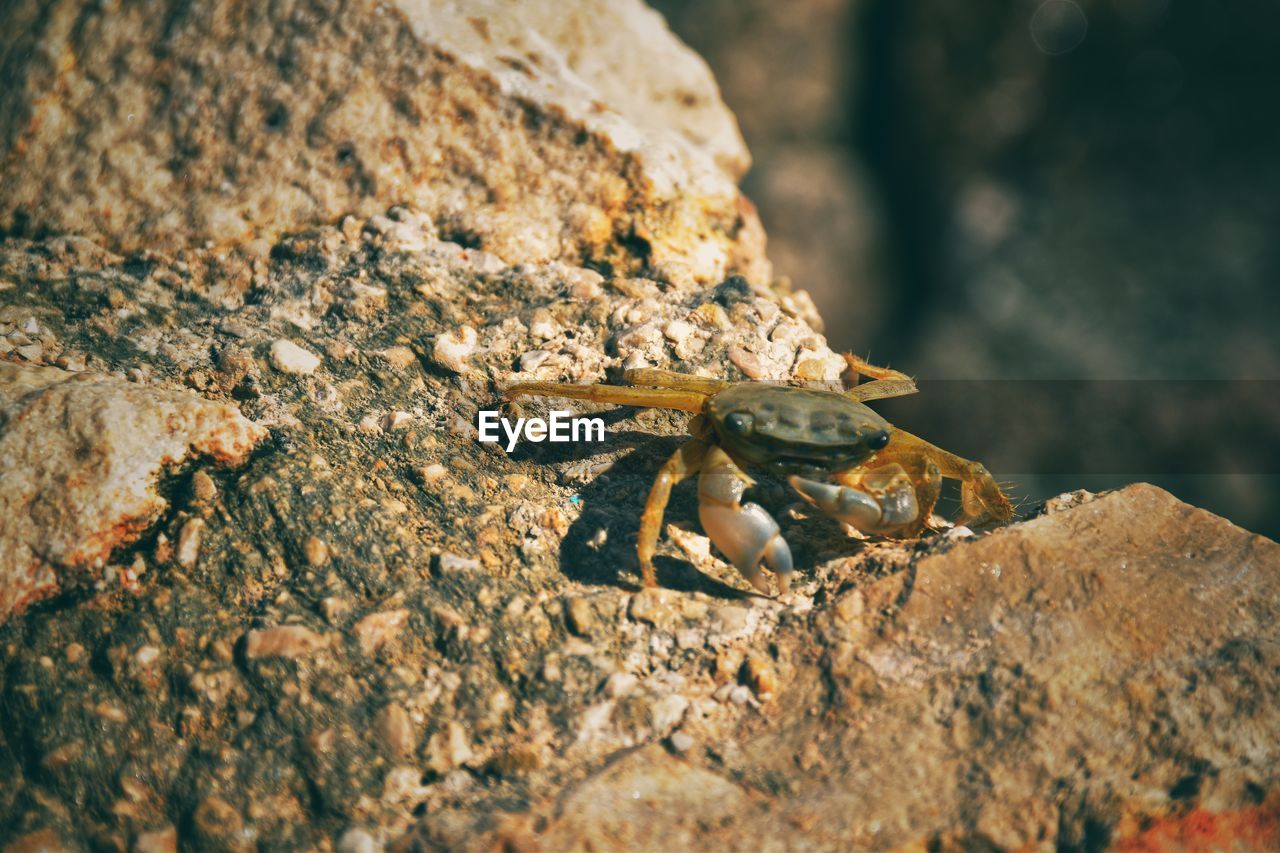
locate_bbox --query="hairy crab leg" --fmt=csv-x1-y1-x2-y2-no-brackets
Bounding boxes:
638,437,710,587
871,428,1014,526
622,368,731,396
503,381,708,413
841,353,919,403
698,446,794,595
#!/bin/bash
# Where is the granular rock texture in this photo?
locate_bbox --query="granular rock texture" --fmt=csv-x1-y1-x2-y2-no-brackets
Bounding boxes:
0,1,1277,850
0,362,266,624
0,0,764,283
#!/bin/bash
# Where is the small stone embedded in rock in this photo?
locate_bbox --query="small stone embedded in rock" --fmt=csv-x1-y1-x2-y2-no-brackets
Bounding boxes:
304,536,330,568
244,625,328,660
353,608,410,655
336,828,380,853
436,552,481,574
133,825,178,853
431,326,478,373
378,346,419,370
191,470,217,503
603,671,639,698
426,721,475,775
376,702,417,758
176,518,204,568
742,655,777,698
382,410,413,431
628,588,673,626
0,363,266,625
270,339,322,375
668,731,695,754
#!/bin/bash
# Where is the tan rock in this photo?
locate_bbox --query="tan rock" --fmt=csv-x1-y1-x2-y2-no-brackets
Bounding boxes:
244,625,328,660
352,609,411,655
0,364,266,624
0,0,765,283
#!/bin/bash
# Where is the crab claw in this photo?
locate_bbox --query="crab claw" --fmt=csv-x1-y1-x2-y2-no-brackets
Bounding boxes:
789,465,919,535
698,446,794,594
699,501,793,594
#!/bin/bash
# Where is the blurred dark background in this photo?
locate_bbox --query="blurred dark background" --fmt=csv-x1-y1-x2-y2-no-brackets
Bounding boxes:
654,0,1280,537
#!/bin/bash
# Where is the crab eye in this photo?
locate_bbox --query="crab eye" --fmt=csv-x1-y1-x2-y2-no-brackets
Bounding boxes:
724,412,755,436
865,429,890,451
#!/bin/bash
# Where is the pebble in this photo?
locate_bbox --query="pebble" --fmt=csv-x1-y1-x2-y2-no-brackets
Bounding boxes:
382,410,413,431
244,625,328,660
191,470,217,503
528,309,558,341
628,588,670,626
565,596,601,637
135,645,162,666
270,339,321,375
16,342,44,361
519,349,552,372
304,536,330,567
662,319,694,343
193,796,243,841
431,326,478,373
376,702,417,758
728,345,767,379
336,828,380,853
353,609,410,655
426,721,474,774
712,606,750,635
332,824,376,850
133,825,178,853
669,731,695,753
176,518,204,568
603,671,639,698
378,345,418,370
743,655,778,698
436,552,481,574
649,694,690,731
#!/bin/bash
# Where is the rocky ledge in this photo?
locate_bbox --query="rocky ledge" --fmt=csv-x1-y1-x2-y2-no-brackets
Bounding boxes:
1,0,1277,850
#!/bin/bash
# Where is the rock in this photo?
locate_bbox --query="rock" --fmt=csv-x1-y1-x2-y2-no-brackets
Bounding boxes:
527,744,755,850
244,625,328,660
0,363,266,625
376,703,417,759
352,609,411,656
0,1,1276,849
426,722,475,775
269,340,321,376
132,825,178,853
0,0,765,283
175,518,204,569
702,484,1280,848
303,537,330,568
430,327,478,374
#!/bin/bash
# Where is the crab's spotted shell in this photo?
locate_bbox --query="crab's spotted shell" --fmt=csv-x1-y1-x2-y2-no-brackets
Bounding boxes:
707,383,891,471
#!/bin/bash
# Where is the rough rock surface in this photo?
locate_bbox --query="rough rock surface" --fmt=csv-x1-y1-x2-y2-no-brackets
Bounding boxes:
0,0,764,283
1,1,1277,850
0,362,266,624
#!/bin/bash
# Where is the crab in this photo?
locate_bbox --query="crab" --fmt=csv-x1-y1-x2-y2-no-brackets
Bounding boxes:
503,355,1013,594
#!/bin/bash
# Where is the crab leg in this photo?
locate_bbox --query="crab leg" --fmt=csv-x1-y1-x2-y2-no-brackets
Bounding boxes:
789,462,923,535
841,353,919,403
870,428,1013,527
622,368,731,396
698,446,794,594
637,438,710,587
503,381,708,413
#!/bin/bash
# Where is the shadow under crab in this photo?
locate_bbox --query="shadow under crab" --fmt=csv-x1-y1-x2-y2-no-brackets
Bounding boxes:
505,355,1014,595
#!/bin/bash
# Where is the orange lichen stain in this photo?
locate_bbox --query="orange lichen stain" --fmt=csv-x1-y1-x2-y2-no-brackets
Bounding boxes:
1115,794,1280,852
